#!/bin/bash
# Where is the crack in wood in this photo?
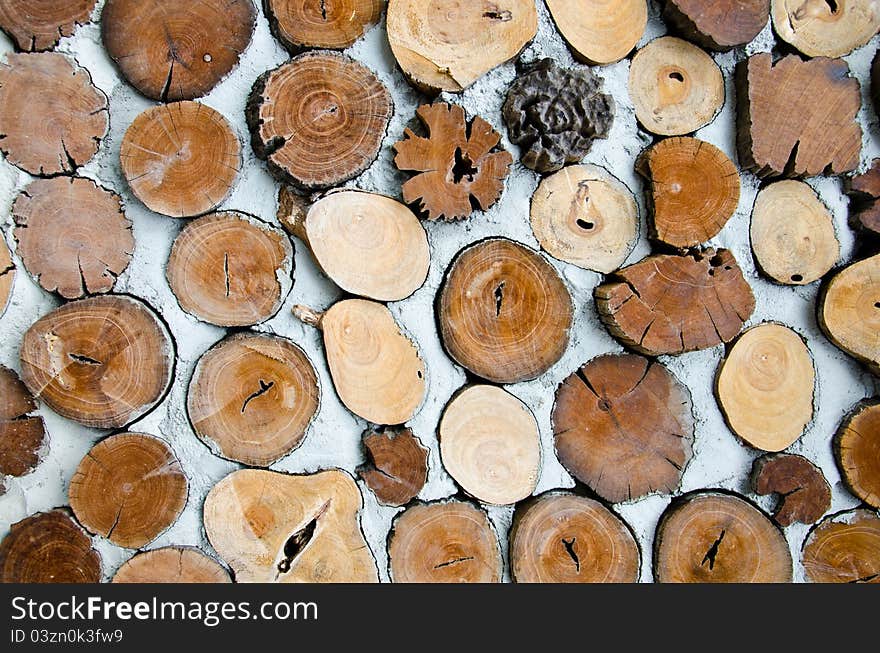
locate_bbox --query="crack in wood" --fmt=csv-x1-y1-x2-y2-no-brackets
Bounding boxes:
240,379,274,414
561,537,580,572
434,555,474,569
701,529,726,570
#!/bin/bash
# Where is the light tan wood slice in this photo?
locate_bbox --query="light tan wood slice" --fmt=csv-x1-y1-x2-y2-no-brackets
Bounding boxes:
0,364,47,478
0,0,96,51
113,547,231,583
663,0,769,51
835,401,880,510
265,0,382,50
357,426,429,507
771,0,880,58
546,0,646,65
752,453,831,526
802,509,880,583
0,237,14,318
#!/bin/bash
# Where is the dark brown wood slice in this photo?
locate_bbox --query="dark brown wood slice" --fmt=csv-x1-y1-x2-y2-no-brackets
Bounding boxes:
0,0,96,51
802,509,880,583
113,547,231,583
357,427,429,507
265,0,382,50
751,453,831,526
663,0,769,51
846,159,880,236
0,365,47,478
835,401,880,510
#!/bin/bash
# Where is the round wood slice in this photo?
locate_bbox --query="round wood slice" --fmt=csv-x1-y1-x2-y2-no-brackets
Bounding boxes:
188,332,320,467
0,0,96,51
771,0,880,58
751,180,839,285
386,0,537,93
629,36,724,136
113,547,231,583
204,468,378,582
439,385,541,505
167,212,292,327
0,509,101,583
438,238,572,384
802,509,880,583
546,0,647,65
265,0,382,50
752,453,831,526
247,52,392,190
0,52,107,176
120,101,241,218
388,501,502,583
654,492,792,583
357,426,429,507
0,365,47,478
12,177,133,299
510,493,640,583
835,401,880,510
663,0,769,51
529,164,638,274
19,295,174,429
101,0,255,101
0,237,14,318
69,433,188,549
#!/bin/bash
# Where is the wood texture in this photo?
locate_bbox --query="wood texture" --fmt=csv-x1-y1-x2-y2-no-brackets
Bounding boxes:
845,159,880,236
752,453,831,526
663,0,769,50
0,237,14,318
113,547,231,583
546,0,647,65
265,0,382,50
0,365,47,478
358,427,429,507
802,509,880,583
771,0,880,58
276,186,310,235
835,401,880,510
0,0,96,51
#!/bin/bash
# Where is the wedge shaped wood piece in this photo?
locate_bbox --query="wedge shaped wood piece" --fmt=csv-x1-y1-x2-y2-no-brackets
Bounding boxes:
113,547,231,583
546,0,646,65
0,365,47,478
0,0,96,51
0,237,14,318
663,0,769,51
358,427,428,507
265,0,382,50
802,509,880,583
835,401,880,510
752,453,831,526
771,0,880,58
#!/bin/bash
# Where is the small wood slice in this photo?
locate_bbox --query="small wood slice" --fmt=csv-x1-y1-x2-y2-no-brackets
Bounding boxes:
388,501,502,583
637,137,740,248
595,249,755,356
19,295,174,429
771,0,880,58
204,468,378,582
438,238,572,383
802,509,880,583
752,453,831,526
0,52,108,176
13,177,133,299
654,492,792,583
0,0,96,51
265,0,382,50
663,0,769,51
386,0,537,93
276,186,311,235
69,433,188,549
0,509,101,583
546,0,647,65
247,52,392,190
751,180,839,285
120,101,241,218
510,493,640,583
188,333,320,467
835,401,880,509
113,547,231,583
552,354,694,503
101,0,256,101
0,237,14,318
357,427,428,507
845,159,880,236
439,385,541,505
167,212,292,327
0,365,47,478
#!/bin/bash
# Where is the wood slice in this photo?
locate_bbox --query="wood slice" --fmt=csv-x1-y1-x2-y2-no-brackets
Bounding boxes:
113,547,231,583
0,0,96,51
247,52,392,190
771,0,880,58
663,0,769,51
751,180,839,285
629,37,724,136
438,238,572,383
552,354,694,503
101,0,256,101
12,177,133,299
204,468,378,582
654,492,792,583
0,365,47,478
120,101,241,218
0,509,101,583
835,401,880,509
637,137,740,248
276,186,311,235
0,237,14,318
752,453,831,526
845,159,880,236
595,249,755,356
510,493,640,583
0,52,107,176
393,103,512,221
439,385,540,505
874,48,880,117
386,0,537,93
357,427,429,507
265,0,382,50
167,212,292,327
546,0,647,65
388,501,501,583
19,295,174,429
188,332,319,467
736,53,862,178
802,509,880,583
294,299,426,425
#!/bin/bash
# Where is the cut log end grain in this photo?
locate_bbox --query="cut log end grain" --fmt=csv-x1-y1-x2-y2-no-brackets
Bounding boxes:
0,237,14,318
835,402,880,510
188,333,319,467
802,509,880,583
510,493,640,583
113,547,231,583
0,0,96,51
663,0,769,51
845,160,880,236
546,0,647,65
388,501,502,583
357,427,429,507
439,238,572,384
552,354,694,503
394,103,512,221
654,492,792,583
204,468,378,583
752,453,831,526
265,0,382,50
0,365,47,478
771,0,880,58
101,0,255,101
0,52,107,176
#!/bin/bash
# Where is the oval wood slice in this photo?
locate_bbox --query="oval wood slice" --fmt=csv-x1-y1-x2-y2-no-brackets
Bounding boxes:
0,52,107,176
771,0,880,58
546,0,647,65
752,453,831,526
835,401,880,509
19,295,174,428
846,159,880,236
388,501,502,583
188,332,319,467
654,492,792,583
204,468,378,583
439,238,572,383
113,547,231,583
439,385,540,505
0,0,96,51
802,509,880,583
266,0,382,50
167,212,292,327
357,426,429,507
510,493,640,583
663,0,769,50
0,365,47,478
0,237,14,318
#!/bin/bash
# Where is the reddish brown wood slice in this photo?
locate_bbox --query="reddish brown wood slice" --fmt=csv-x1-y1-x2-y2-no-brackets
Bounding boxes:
0,365,47,478
802,509,880,583
358,427,429,507
835,401,880,510
0,237,14,318
113,547,231,583
846,159,880,236
0,0,96,51
752,454,831,526
265,0,382,50
663,0,769,51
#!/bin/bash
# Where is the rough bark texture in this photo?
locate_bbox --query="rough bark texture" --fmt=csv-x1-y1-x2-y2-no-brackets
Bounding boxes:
264,0,382,50
0,237,14,319
357,427,429,507
113,547,231,583
0,0,96,51
835,401,880,510
546,0,647,65
802,509,880,583
845,159,880,237
771,0,880,58
752,453,831,527
276,186,310,235
663,0,769,51
0,365,47,478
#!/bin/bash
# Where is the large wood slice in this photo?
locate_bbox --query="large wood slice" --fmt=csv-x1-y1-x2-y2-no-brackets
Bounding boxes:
388,500,501,583
0,0,96,51
835,401,880,510
845,159,880,237
0,365,47,478
752,453,831,526
120,101,241,218
654,492,792,583
802,509,880,583
0,237,14,318
386,0,537,93
439,238,572,383
188,333,320,467
771,0,880,58
102,0,256,101
204,468,378,583
247,52,392,190
595,250,755,356
663,0,769,51
19,295,174,429
357,426,429,507
546,0,647,65
167,212,292,327
0,52,108,176
510,493,640,583
113,547,231,583
552,354,694,503
265,0,382,50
